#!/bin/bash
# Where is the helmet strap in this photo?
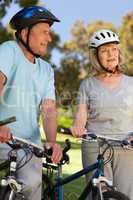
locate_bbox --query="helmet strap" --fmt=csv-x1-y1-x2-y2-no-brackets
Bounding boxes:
16,26,40,58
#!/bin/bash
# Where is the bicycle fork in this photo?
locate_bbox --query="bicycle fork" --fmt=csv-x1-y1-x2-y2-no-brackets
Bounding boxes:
1,150,25,199
92,176,113,200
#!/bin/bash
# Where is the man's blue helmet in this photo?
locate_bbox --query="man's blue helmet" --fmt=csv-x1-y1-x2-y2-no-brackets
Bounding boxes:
10,6,60,30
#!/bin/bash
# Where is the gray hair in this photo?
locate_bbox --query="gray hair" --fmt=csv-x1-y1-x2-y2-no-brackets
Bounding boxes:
88,46,125,75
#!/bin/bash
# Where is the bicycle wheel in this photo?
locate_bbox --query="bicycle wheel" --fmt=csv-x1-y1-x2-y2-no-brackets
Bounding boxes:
3,190,15,200
0,186,14,200
98,190,130,200
4,190,26,200
42,174,57,200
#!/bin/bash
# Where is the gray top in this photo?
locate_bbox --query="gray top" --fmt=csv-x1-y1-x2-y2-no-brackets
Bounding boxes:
78,75,133,138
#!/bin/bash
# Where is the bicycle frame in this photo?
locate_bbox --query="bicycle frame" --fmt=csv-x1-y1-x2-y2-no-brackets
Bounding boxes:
44,152,109,200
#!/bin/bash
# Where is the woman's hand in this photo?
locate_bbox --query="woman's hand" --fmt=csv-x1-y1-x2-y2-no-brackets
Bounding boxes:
70,125,86,137
0,125,11,142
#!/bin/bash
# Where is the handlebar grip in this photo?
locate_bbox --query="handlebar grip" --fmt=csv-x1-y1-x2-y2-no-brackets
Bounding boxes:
58,127,71,135
83,133,97,139
45,148,53,156
0,116,16,126
44,148,53,163
60,139,71,165
63,139,71,154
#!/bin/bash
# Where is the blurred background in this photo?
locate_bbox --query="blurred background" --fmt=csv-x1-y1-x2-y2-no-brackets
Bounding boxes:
0,0,133,128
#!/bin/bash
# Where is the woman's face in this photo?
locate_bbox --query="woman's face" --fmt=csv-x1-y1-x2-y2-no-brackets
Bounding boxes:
98,43,119,72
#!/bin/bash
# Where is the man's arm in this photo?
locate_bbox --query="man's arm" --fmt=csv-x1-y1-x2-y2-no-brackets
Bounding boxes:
0,71,6,97
0,72,11,142
41,99,57,142
41,99,62,163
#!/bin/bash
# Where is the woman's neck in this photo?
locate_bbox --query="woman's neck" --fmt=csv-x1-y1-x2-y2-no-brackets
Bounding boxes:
96,72,123,88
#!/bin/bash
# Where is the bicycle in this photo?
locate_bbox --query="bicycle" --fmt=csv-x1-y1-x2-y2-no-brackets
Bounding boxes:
43,127,131,200
0,117,70,200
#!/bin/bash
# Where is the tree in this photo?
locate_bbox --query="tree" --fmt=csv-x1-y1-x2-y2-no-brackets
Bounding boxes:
0,0,38,18
119,11,133,75
55,58,81,107
0,22,13,43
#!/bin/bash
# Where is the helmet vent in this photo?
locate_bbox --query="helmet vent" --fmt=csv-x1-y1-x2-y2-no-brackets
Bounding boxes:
107,32,111,37
100,33,105,38
95,36,100,40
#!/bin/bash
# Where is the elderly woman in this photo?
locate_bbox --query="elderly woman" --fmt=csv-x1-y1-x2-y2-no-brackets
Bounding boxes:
71,29,133,200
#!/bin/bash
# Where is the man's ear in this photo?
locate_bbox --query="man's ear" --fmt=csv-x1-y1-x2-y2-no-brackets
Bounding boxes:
20,28,28,42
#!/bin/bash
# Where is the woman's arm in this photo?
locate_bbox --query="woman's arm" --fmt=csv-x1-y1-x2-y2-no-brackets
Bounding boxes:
71,103,88,137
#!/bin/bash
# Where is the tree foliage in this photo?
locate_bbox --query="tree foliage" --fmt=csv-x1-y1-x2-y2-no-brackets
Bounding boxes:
119,11,133,75
0,23,13,43
0,0,38,19
16,0,38,7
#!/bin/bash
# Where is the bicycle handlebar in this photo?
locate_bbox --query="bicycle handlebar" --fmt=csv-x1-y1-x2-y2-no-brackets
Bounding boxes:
58,127,133,147
7,136,71,165
0,117,71,165
0,116,17,126
83,133,133,147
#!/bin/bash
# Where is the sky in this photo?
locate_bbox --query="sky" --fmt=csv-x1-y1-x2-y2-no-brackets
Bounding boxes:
42,0,133,43
2,0,133,67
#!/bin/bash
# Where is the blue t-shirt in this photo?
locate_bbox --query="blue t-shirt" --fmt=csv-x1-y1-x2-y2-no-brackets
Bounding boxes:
0,41,55,145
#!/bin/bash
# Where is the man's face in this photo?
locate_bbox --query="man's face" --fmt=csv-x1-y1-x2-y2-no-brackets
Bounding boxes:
28,22,52,57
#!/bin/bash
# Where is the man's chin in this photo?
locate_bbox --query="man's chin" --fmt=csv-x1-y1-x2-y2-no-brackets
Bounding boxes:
39,51,47,57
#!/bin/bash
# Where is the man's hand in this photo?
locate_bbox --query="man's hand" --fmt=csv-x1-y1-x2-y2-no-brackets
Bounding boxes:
44,142,62,164
0,125,11,142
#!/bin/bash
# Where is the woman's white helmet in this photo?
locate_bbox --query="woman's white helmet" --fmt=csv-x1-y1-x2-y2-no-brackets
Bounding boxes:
89,29,120,48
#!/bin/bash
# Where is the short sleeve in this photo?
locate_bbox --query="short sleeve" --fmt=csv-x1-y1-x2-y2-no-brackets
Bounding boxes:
77,79,90,104
42,65,55,101
0,42,14,80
